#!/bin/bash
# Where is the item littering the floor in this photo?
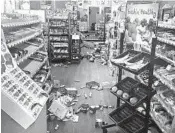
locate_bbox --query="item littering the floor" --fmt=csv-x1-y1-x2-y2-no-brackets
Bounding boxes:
66,87,77,96
95,119,103,128
89,92,92,97
101,81,114,89
55,124,59,130
70,102,76,106
84,93,88,99
76,94,81,97
48,99,68,120
108,105,114,108
89,106,96,114
53,80,60,88
71,115,79,122
103,105,108,108
86,81,100,89
96,86,103,91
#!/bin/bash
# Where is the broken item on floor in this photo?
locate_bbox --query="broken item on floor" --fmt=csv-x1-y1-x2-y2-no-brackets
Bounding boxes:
89,106,96,114
54,124,59,130
86,81,100,89
48,99,68,120
53,80,60,88
60,95,73,107
71,115,79,122
66,87,77,97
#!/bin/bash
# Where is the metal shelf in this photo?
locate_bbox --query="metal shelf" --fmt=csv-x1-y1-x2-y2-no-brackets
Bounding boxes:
50,40,68,43
150,112,167,133
154,95,174,116
7,30,43,48
22,56,48,78
154,71,175,92
142,45,175,66
49,33,68,36
157,37,175,47
49,25,68,28
158,21,175,30
2,20,40,28
17,43,45,65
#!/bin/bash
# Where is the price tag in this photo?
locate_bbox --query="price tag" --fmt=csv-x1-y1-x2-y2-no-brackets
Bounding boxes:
72,35,80,40
154,80,159,86
166,65,172,71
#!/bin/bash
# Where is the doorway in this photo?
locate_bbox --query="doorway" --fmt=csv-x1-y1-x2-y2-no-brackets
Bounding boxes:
89,6,99,31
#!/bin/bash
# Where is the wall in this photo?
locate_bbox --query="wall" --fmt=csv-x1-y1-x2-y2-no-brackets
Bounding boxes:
1,105,47,133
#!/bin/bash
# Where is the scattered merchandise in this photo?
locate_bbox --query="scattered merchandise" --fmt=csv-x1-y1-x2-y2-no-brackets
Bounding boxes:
86,81,100,89
54,124,59,130
66,87,77,96
2,2,175,133
48,99,68,120
71,115,79,122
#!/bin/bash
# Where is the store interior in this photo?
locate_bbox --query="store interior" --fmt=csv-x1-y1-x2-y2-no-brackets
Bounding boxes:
1,0,175,133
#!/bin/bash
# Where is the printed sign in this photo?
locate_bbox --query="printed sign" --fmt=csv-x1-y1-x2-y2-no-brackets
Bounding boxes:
127,3,159,22
125,3,159,51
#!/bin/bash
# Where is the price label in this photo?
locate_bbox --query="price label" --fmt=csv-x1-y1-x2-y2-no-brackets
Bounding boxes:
154,80,159,86
72,35,80,40
166,65,172,71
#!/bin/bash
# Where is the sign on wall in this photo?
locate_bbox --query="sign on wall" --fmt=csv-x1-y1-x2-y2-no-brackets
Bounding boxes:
127,3,159,22
125,3,159,51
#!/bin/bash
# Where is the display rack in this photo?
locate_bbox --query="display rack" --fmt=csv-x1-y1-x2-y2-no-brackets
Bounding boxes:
141,19,175,133
95,20,105,41
2,13,51,92
69,6,78,33
102,31,157,133
1,13,51,129
71,34,81,63
48,16,70,63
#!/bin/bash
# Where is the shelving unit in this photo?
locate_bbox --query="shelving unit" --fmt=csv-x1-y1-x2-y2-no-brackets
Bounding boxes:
95,20,105,41
69,7,78,33
71,34,81,63
140,18,175,133
1,13,51,129
48,16,70,62
102,27,157,132
158,21,175,29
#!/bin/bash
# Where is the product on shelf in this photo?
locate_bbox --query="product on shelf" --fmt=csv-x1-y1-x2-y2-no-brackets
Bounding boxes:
111,50,140,65
111,51,152,74
5,28,42,44
29,52,46,62
151,98,173,132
